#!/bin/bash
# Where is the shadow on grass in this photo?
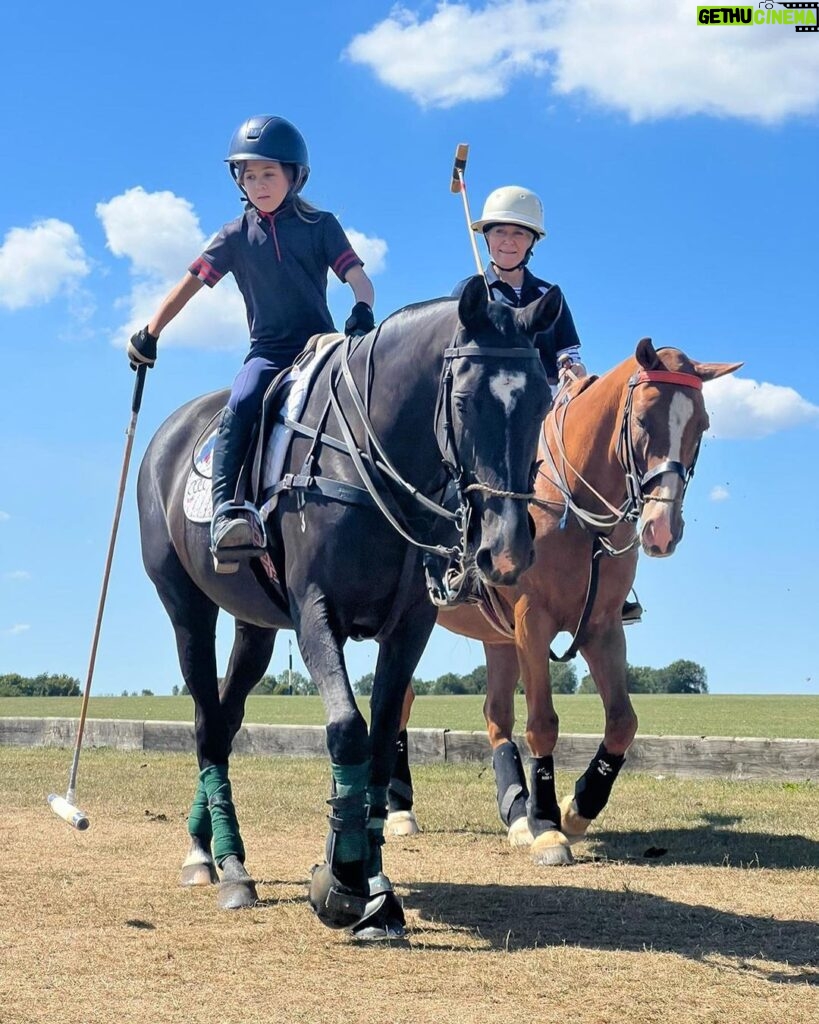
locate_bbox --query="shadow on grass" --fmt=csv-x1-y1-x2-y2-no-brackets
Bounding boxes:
586,813,819,870
406,880,819,983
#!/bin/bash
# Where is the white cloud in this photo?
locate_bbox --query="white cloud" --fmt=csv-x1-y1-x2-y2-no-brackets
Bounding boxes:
97,188,388,350
346,1,819,122
704,375,819,439
3,570,30,581
346,229,388,276
3,624,30,636
0,218,90,310
709,485,730,502
0,511,9,522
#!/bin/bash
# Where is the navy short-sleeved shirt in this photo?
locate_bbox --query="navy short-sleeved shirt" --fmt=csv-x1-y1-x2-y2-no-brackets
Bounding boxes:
452,265,581,384
189,203,362,363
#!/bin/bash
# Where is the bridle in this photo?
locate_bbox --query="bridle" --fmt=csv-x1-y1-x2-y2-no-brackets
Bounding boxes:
541,367,705,555
617,369,704,518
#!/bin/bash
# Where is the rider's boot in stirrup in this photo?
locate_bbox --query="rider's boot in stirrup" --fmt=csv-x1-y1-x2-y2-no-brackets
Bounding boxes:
210,407,264,573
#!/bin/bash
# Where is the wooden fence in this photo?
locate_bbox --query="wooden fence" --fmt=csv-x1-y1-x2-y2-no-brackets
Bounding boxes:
1,717,817,782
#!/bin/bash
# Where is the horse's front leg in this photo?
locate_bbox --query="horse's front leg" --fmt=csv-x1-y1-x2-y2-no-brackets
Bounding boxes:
360,602,436,937
562,621,637,844
294,589,376,933
514,597,573,866
483,642,533,848
181,621,277,888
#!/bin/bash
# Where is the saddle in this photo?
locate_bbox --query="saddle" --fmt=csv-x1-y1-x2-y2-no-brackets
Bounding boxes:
182,333,345,586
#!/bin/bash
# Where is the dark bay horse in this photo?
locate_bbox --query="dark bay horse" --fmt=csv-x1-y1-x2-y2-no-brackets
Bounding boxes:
137,278,555,937
389,339,742,865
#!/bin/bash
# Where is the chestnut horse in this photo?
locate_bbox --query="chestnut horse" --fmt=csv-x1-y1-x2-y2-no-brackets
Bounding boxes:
387,339,741,865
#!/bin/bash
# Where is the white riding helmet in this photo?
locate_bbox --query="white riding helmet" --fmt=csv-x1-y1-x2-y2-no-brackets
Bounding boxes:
471,186,546,240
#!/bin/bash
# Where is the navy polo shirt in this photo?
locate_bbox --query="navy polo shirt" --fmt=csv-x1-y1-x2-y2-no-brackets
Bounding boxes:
452,266,582,384
190,203,362,362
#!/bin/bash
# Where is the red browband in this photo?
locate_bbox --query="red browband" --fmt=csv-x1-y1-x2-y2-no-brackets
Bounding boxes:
632,370,703,391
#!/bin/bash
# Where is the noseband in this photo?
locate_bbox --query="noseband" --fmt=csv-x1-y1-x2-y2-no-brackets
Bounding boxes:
617,369,704,516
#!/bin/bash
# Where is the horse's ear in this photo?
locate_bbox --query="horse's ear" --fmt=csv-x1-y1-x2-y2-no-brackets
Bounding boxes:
692,360,744,382
457,275,492,333
515,284,563,335
635,338,662,369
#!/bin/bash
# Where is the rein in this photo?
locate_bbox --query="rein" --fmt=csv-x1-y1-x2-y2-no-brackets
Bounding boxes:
270,328,542,604
537,365,704,660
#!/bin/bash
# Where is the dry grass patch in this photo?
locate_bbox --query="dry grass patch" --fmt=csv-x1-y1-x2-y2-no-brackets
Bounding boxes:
1,748,817,1024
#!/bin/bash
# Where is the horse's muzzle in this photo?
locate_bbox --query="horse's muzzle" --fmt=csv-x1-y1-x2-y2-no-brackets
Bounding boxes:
640,502,685,557
474,504,535,585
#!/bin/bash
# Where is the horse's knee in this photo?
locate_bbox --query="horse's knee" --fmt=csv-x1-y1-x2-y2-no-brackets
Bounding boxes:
525,712,559,756
326,709,369,763
605,707,638,753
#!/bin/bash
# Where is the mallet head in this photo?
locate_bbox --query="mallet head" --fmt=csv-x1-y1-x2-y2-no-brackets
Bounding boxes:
48,794,90,831
451,143,469,193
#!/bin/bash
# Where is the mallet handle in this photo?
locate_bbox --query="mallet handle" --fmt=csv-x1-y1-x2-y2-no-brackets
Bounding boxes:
67,364,148,796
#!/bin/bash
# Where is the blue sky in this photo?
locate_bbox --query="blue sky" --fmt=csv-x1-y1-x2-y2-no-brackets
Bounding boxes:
1,2,817,697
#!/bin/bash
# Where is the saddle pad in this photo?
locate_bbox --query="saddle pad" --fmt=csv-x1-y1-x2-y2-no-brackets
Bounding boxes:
260,332,344,516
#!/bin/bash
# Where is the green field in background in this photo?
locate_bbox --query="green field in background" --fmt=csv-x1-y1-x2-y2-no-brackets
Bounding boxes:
1,694,817,738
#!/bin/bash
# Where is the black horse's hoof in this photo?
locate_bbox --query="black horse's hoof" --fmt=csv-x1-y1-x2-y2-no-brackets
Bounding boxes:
308,862,368,930
216,855,258,910
217,879,258,910
349,888,406,941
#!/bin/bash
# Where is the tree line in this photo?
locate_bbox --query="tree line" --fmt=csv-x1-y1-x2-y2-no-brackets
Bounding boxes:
248,657,707,696
0,673,81,697
2,658,707,699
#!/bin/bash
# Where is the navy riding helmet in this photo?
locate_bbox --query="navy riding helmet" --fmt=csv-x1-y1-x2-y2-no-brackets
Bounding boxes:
226,115,310,193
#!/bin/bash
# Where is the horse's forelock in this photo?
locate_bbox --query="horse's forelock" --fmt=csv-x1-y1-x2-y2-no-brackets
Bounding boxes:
485,301,518,338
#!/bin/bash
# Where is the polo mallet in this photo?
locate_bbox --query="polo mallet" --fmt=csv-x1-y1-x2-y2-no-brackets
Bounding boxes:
450,143,490,297
48,363,149,831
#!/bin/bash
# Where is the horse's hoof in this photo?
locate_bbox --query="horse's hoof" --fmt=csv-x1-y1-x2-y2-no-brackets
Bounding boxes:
349,875,406,941
530,829,574,867
179,861,218,887
350,890,406,941
180,840,218,886
309,862,368,930
559,795,592,846
216,855,258,909
217,880,258,910
507,816,534,848
385,810,420,838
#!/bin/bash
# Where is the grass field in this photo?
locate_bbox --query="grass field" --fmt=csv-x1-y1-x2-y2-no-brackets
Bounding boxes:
2,746,817,1024
2,693,819,738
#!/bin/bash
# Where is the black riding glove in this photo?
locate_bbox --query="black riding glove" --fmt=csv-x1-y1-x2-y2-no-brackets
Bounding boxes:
344,302,374,337
127,326,158,370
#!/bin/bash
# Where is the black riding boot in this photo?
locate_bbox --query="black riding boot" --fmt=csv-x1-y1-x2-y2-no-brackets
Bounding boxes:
210,407,260,572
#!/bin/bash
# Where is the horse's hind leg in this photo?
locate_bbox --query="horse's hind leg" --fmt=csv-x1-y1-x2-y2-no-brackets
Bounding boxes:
149,556,257,909
484,643,533,849
386,685,420,838
562,623,637,844
183,620,276,886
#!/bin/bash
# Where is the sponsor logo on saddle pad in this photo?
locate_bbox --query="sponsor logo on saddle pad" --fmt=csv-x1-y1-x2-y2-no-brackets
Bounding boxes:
696,3,818,31
184,430,217,523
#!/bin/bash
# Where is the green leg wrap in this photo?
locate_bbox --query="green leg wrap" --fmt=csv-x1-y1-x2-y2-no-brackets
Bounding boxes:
328,761,370,866
187,777,212,842
200,764,245,866
366,784,388,878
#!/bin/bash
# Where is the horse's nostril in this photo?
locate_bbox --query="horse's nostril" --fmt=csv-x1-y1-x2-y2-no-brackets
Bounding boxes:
475,547,494,578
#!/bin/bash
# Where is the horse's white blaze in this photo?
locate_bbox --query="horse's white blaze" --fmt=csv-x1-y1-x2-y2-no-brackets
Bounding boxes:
489,371,527,415
648,392,694,503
